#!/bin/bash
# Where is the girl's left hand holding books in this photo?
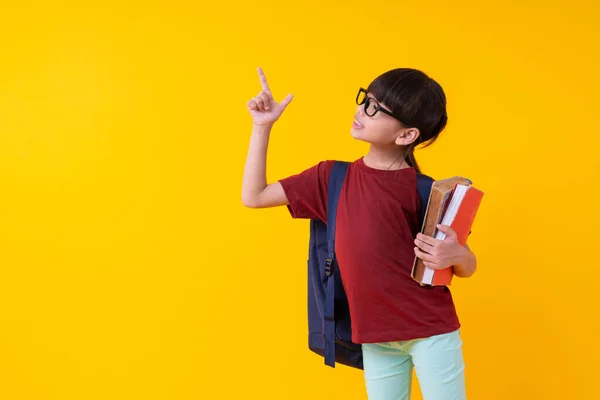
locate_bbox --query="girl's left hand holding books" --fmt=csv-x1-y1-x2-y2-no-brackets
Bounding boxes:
414,224,477,277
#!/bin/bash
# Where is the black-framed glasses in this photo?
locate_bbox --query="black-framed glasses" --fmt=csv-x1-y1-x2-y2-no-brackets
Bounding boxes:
356,87,412,126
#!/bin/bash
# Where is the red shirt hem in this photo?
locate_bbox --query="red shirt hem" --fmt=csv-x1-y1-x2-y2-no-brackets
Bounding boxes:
353,322,461,344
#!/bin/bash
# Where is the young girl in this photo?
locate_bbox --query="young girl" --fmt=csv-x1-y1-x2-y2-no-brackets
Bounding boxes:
242,67,477,400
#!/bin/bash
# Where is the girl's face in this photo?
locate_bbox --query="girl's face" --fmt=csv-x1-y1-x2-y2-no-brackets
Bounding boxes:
350,89,420,148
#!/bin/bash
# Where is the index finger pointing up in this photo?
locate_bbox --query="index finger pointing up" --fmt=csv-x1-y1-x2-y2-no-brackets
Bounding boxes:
257,67,271,93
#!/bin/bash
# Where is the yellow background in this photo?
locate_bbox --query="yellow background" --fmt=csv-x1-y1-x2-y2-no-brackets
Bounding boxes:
0,1,598,399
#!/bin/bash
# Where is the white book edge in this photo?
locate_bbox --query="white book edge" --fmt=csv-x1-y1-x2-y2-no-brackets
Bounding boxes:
421,184,470,285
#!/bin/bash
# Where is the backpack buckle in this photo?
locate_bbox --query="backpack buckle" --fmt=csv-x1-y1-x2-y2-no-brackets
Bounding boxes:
324,258,334,276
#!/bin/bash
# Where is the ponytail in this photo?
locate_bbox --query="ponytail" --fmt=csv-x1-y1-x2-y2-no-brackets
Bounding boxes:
405,144,420,174
406,113,447,175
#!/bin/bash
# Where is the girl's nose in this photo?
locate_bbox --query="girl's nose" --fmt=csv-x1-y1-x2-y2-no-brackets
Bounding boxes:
356,104,366,116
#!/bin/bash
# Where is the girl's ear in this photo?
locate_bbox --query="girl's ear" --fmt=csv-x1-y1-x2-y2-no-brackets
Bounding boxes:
395,127,420,146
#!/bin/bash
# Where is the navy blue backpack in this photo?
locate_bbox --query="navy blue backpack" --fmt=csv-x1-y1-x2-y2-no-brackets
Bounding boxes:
307,160,434,369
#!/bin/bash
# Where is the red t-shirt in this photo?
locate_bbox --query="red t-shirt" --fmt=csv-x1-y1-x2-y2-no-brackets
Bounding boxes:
279,157,460,344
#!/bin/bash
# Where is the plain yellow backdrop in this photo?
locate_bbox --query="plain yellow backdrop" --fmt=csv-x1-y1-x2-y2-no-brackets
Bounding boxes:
0,1,598,399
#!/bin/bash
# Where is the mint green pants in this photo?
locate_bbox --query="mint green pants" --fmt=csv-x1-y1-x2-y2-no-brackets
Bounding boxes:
361,330,466,400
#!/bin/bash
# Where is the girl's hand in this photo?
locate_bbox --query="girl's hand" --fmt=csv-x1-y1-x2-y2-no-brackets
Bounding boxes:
247,67,294,127
414,225,468,271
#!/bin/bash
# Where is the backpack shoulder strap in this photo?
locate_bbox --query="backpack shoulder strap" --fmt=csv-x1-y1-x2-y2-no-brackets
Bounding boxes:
323,160,349,368
416,173,434,229
327,161,350,244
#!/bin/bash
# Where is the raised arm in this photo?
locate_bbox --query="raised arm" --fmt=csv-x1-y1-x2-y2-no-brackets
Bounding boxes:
242,68,294,208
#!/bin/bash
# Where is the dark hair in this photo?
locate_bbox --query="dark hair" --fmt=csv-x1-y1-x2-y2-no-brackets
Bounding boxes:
367,68,448,174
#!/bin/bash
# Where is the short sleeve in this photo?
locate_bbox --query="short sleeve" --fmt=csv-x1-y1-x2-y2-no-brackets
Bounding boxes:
278,160,335,222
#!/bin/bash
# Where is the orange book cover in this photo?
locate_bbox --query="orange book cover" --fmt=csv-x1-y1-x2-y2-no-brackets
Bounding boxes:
415,183,484,286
